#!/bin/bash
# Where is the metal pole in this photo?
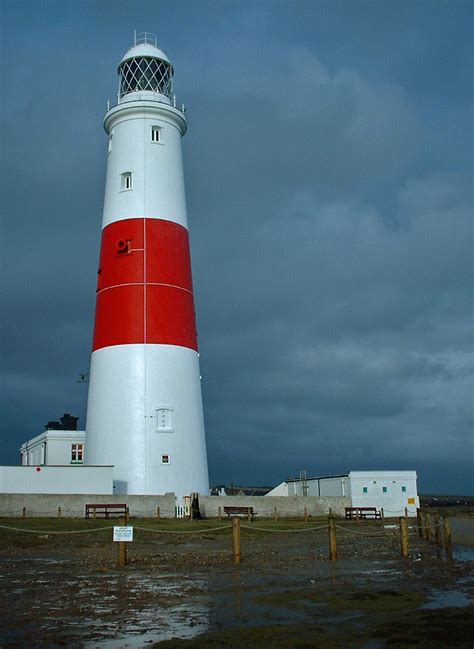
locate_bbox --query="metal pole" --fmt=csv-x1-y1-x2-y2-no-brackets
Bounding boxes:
232,517,241,565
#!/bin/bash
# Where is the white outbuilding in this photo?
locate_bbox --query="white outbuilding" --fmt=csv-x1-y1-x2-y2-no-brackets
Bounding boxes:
20,414,85,467
266,470,419,517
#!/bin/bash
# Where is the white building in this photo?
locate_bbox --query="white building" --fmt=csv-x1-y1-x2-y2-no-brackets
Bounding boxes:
8,413,113,495
20,414,85,467
267,471,420,516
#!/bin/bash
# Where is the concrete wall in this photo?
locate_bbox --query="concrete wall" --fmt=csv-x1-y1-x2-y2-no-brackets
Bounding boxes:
0,492,176,518
199,495,350,518
0,466,113,495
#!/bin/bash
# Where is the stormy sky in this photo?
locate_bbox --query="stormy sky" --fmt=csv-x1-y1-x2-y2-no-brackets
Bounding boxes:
1,0,472,494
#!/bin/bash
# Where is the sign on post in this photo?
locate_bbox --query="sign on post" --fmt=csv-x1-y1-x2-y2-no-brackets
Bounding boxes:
113,526,134,542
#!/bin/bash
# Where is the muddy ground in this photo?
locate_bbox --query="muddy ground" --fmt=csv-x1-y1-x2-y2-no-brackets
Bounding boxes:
0,515,473,648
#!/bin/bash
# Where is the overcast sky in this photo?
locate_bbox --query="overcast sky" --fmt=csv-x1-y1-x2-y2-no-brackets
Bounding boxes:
1,0,472,494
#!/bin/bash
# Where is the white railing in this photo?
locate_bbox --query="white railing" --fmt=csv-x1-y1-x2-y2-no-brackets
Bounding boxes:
105,93,185,114
134,31,158,47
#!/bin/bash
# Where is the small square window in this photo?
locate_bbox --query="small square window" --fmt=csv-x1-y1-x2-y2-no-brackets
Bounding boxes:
362,487,368,493
382,486,388,493
151,126,161,143
121,172,132,191
401,486,407,493
161,454,170,464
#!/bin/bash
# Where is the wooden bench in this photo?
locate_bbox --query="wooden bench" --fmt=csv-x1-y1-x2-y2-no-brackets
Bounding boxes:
345,506,382,520
223,506,256,520
85,503,128,519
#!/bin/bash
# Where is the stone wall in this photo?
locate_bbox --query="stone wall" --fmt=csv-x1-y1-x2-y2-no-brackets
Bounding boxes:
0,493,176,518
199,495,350,518
0,493,350,519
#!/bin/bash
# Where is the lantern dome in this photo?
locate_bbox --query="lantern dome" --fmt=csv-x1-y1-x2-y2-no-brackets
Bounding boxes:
118,32,174,100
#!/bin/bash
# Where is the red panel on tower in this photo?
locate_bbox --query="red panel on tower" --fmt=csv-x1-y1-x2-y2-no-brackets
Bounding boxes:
93,284,144,350
92,217,198,352
146,284,198,350
146,219,193,291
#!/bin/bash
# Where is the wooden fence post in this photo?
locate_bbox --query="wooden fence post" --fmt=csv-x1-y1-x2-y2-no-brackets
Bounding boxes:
381,508,384,520
399,517,409,558
232,517,241,565
57,507,62,520
434,513,441,545
273,507,278,522
328,517,337,561
425,513,432,543
404,507,408,519
423,512,428,541
304,507,308,523
218,506,222,521
22,506,26,519
125,507,129,523
156,506,160,520
417,508,423,539
443,515,452,552
117,517,127,567
247,507,251,522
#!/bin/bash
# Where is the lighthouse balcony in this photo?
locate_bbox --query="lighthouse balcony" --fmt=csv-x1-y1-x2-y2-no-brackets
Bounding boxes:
106,91,186,114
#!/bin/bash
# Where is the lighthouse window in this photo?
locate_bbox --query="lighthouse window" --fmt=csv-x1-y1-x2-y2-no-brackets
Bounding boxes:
161,454,170,464
108,131,113,154
121,172,132,191
151,126,161,143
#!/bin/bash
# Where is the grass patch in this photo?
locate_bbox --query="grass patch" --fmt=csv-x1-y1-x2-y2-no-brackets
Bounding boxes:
255,588,427,614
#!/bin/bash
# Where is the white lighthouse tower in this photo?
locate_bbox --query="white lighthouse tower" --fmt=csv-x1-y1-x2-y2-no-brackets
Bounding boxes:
85,33,209,496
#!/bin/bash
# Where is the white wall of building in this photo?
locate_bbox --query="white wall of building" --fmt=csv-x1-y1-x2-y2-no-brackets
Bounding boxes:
20,431,85,466
349,471,419,516
0,466,113,495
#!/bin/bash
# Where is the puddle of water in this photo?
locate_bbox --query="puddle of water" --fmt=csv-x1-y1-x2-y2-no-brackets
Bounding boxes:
83,602,209,648
423,589,472,609
453,546,474,562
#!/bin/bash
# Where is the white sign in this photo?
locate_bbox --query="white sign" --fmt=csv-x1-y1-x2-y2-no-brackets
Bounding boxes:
113,526,134,542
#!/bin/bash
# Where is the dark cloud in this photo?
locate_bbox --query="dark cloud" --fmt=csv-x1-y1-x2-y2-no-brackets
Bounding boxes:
1,0,472,494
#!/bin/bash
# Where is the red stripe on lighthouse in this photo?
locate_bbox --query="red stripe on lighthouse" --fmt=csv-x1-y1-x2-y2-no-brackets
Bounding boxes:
92,218,198,352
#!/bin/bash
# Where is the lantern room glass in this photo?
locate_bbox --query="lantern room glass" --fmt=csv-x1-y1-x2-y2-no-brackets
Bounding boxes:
119,57,173,98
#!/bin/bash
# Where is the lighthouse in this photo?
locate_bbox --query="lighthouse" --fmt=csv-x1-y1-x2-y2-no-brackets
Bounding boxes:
85,33,209,496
